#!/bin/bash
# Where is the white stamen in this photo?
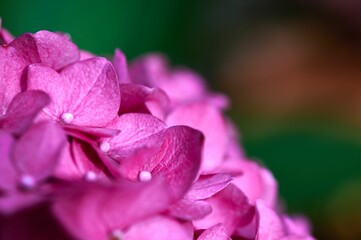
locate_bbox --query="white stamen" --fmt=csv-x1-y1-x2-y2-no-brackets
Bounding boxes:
99,141,111,153
138,170,152,182
60,112,74,124
110,229,124,240
19,175,36,190
1,107,6,116
84,171,97,181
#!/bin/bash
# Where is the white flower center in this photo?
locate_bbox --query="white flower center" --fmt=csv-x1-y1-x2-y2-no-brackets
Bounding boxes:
110,229,123,240
84,171,97,181
19,175,36,190
99,141,111,153
60,112,74,124
138,170,152,182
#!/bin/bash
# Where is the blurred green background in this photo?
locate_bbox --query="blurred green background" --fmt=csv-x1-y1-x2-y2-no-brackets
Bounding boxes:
2,0,361,239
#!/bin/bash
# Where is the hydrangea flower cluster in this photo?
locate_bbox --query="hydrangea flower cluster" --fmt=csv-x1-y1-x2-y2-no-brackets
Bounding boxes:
0,24,315,240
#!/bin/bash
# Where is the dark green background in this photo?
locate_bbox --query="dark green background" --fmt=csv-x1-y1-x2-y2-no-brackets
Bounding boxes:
2,1,361,239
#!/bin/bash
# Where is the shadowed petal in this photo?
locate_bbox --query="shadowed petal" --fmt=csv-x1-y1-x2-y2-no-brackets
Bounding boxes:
1,203,72,240
194,184,254,236
0,131,16,191
119,84,170,119
64,125,120,139
198,224,230,240
11,121,66,182
0,192,42,215
0,90,50,135
53,179,171,240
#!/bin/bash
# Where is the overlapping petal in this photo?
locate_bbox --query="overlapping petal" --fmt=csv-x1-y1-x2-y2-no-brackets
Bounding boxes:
0,90,50,135
194,184,254,235
27,57,120,127
53,179,172,240
0,46,29,113
119,84,169,119
197,224,230,240
10,30,79,70
166,102,228,172
11,121,66,182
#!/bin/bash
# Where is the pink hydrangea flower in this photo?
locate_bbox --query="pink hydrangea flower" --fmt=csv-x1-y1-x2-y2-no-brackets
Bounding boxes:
0,24,315,240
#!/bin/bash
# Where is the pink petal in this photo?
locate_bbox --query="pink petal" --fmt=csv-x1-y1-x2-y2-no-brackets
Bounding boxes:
64,125,120,139
66,130,120,178
283,216,313,237
150,126,203,200
104,113,166,161
114,124,203,201
70,139,108,178
223,119,246,160
198,224,230,240
53,179,171,240
129,53,168,87
124,216,193,240
53,142,81,179
160,68,207,105
0,192,42,215
166,102,228,172
101,179,172,232
207,93,230,110
0,90,50,135
52,183,107,240
168,198,212,221
10,30,79,70
194,184,254,236
27,57,121,127
79,50,95,60
0,131,17,191
119,84,170,119
187,173,234,200
230,160,278,208
255,200,285,240
0,46,28,112
11,121,66,182
113,49,129,83
0,19,14,45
